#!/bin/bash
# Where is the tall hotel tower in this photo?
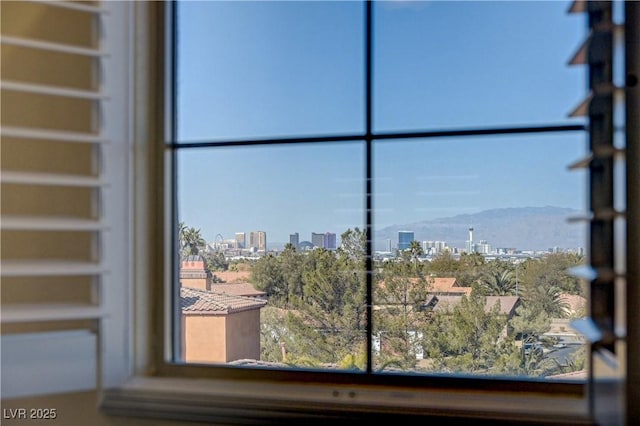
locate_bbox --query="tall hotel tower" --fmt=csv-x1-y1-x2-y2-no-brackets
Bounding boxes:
289,232,299,249
311,232,325,248
249,231,267,251
324,232,337,250
235,232,245,249
398,231,415,251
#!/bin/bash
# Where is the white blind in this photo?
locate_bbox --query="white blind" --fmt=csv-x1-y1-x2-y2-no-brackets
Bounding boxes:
566,1,628,423
1,0,131,398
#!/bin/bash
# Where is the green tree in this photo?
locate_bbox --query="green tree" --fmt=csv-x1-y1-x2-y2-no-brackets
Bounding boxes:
408,240,424,273
519,254,585,296
180,225,207,257
478,270,517,296
259,306,291,364
427,250,458,276
522,284,571,319
281,248,366,366
256,231,368,367
178,221,188,257
279,243,304,306
374,262,431,370
205,250,228,272
510,303,552,340
337,227,366,262
423,294,510,374
251,254,288,306
455,252,486,288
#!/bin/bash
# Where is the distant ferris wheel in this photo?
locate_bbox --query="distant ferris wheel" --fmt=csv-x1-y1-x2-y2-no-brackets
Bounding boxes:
214,234,224,251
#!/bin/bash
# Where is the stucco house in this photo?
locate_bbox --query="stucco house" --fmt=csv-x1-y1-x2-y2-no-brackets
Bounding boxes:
179,256,267,363
180,286,267,363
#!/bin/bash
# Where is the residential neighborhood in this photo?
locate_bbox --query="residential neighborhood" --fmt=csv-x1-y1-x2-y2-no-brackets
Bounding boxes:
178,225,588,378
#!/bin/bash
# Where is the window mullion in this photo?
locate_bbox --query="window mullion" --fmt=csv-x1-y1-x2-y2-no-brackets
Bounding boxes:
365,0,374,375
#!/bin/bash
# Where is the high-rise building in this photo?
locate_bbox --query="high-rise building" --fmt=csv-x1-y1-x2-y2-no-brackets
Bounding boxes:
235,232,245,249
311,232,324,248
289,232,299,249
466,226,475,253
385,239,392,253
249,231,267,251
398,231,414,251
435,241,447,252
325,232,336,250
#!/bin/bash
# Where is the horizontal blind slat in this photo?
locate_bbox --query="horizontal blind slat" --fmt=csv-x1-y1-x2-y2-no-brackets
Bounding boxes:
1,260,106,277
1,80,108,100
1,304,105,324
567,148,625,170
566,265,619,282
568,87,625,117
0,35,108,57
1,216,108,231
1,171,107,187
1,331,97,398
0,126,108,143
24,0,107,14
568,25,624,66
567,209,625,222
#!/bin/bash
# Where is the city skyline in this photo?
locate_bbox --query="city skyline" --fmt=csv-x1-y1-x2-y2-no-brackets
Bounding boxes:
206,222,584,256
203,204,584,255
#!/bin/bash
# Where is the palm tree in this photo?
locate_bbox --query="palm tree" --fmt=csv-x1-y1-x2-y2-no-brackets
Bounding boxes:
181,226,206,257
523,284,571,319
178,221,188,257
479,270,516,296
408,240,424,273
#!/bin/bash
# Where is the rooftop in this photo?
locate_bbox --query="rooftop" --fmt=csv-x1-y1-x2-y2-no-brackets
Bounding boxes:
181,286,267,315
432,295,520,315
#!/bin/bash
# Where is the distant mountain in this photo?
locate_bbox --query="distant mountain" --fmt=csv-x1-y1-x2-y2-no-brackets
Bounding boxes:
374,206,584,252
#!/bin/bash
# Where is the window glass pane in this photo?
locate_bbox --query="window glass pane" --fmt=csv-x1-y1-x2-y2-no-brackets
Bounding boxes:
372,133,588,379
176,1,364,142
374,1,585,131
176,142,367,370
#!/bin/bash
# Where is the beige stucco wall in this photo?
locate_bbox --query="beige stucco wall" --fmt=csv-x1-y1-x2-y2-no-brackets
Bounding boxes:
180,276,210,291
182,315,227,363
182,309,262,363
225,309,262,362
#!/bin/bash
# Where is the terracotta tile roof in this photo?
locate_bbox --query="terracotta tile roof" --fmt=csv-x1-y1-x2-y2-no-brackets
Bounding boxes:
433,295,520,315
560,293,586,313
181,286,266,315
209,283,266,298
429,277,457,292
377,276,472,301
484,296,520,315
432,295,463,312
428,277,472,295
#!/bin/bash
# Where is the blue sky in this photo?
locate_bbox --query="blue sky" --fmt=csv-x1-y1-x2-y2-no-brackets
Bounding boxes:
176,0,587,246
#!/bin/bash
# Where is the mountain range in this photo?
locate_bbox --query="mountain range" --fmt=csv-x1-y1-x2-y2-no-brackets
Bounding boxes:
373,206,585,252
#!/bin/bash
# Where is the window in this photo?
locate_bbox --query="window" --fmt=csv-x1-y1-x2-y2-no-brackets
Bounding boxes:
103,1,636,424
169,0,589,378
